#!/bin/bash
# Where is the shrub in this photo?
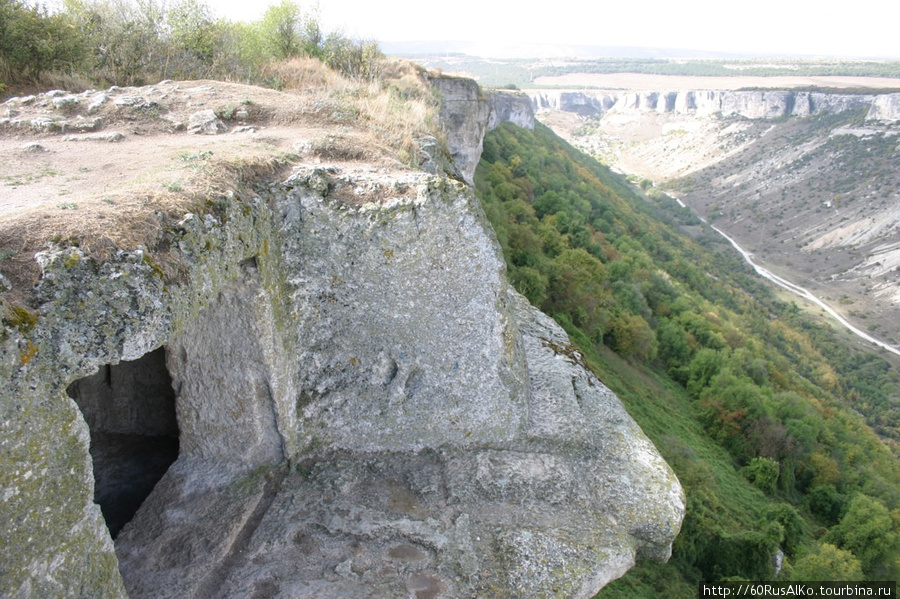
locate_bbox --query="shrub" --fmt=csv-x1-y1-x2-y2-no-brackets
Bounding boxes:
790,543,864,581
742,457,780,494
0,0,85,82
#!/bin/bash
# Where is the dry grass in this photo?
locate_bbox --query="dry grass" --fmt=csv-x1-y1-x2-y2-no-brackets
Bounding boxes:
0,57,96,100
0,57,445,303
0,149,294,303
263,57,352,92
269,57,441,165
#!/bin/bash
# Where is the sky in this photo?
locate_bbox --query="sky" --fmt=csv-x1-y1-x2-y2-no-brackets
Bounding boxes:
208,0,900,59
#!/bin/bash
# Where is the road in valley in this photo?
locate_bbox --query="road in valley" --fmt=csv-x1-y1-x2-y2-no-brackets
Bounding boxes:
712,225,900,359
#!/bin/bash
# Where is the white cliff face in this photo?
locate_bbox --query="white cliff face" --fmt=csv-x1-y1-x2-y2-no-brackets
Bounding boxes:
869,93,900,121
528,89,880,120
0,81,681,598
433,76,535,184
488,89,535,130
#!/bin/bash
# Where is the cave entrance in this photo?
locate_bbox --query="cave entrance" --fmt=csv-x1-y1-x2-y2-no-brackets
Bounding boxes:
66,347,179,538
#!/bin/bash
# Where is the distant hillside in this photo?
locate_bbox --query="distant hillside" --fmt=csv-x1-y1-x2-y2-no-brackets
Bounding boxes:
398,54,900,88
475,121,900,594
383,41,748,60
530,85,900,370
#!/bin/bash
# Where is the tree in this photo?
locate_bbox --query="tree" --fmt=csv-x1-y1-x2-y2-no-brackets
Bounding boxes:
65,0,166,85
742,457,780,495
609,311,657,363
165,0,221,78
686,348,724,398
510,266,548,307
0,0,85,82
824,494,899,578
790,543,864,581
260,0,306,60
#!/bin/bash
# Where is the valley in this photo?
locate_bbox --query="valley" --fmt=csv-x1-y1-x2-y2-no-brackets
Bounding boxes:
6,1,900,594
525,79,900,356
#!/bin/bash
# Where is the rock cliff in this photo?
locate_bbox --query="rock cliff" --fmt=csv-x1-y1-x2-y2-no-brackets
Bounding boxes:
868,93,900,121
0,78,682,598
532,79,900,354
529,89,899,120
433,76,534,184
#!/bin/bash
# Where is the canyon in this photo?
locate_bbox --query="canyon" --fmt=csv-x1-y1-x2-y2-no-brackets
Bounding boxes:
529,85,900,354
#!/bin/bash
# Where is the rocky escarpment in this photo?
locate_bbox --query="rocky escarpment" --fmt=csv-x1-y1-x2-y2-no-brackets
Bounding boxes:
0,80,682,598
868,93,900,121
433,76,534,184
531,80,900,351
529,89,900,121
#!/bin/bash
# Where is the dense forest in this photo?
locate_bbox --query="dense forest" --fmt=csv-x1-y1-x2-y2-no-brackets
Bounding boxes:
475,122,900,595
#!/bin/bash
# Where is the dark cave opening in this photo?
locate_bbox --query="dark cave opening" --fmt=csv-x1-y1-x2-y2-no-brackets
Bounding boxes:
66,347,179,538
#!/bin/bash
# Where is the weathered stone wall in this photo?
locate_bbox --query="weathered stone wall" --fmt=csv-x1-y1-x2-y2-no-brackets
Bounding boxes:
433,76,535,184
1,79,681,599
0,191,280,598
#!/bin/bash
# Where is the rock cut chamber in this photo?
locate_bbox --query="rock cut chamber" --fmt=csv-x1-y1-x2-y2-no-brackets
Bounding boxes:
66,347,179,538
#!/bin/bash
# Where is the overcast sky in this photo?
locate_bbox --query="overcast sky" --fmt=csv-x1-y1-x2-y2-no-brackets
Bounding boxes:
211,0,899,59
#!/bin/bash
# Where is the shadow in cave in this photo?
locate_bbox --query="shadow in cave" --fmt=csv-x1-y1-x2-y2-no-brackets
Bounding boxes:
66,347,179,538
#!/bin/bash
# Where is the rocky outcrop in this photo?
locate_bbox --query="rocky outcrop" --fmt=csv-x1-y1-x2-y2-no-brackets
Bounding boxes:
528,89,881,120
487,89,537,131
868,93,900,121
432,76,534,184
1,156,682,596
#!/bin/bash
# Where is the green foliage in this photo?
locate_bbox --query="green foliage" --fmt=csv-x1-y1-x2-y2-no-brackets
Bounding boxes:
0,0,85,82
474,121,900,595
64,0,166,85
165,0,220,78
256,1,382,80
806,484,845,525
3,0,382,90
260,0,308,60
743,457,780,495
790,543,865,581
824,494,900,579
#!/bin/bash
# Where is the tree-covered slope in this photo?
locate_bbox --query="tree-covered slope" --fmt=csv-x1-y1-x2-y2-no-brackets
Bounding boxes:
475,122,900,594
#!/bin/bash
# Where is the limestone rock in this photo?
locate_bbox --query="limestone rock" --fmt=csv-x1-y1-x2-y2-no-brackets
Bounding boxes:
187,109,227,134
432,76,491,184
868,93,900,121
530,90,617,117
431,77,535,184
62,131,124,142
1,83,681,598
487,90,535,130
528,89,881,120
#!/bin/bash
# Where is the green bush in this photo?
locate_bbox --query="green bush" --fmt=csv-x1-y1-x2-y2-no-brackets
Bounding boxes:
790,543,864,581
1,0,382,90
0,0,85,82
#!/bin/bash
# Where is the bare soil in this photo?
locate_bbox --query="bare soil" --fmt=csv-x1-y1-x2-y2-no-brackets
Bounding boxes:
0,79,410,297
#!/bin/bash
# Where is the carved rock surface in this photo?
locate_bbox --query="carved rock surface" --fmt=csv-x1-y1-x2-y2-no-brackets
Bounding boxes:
1,93,680,599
